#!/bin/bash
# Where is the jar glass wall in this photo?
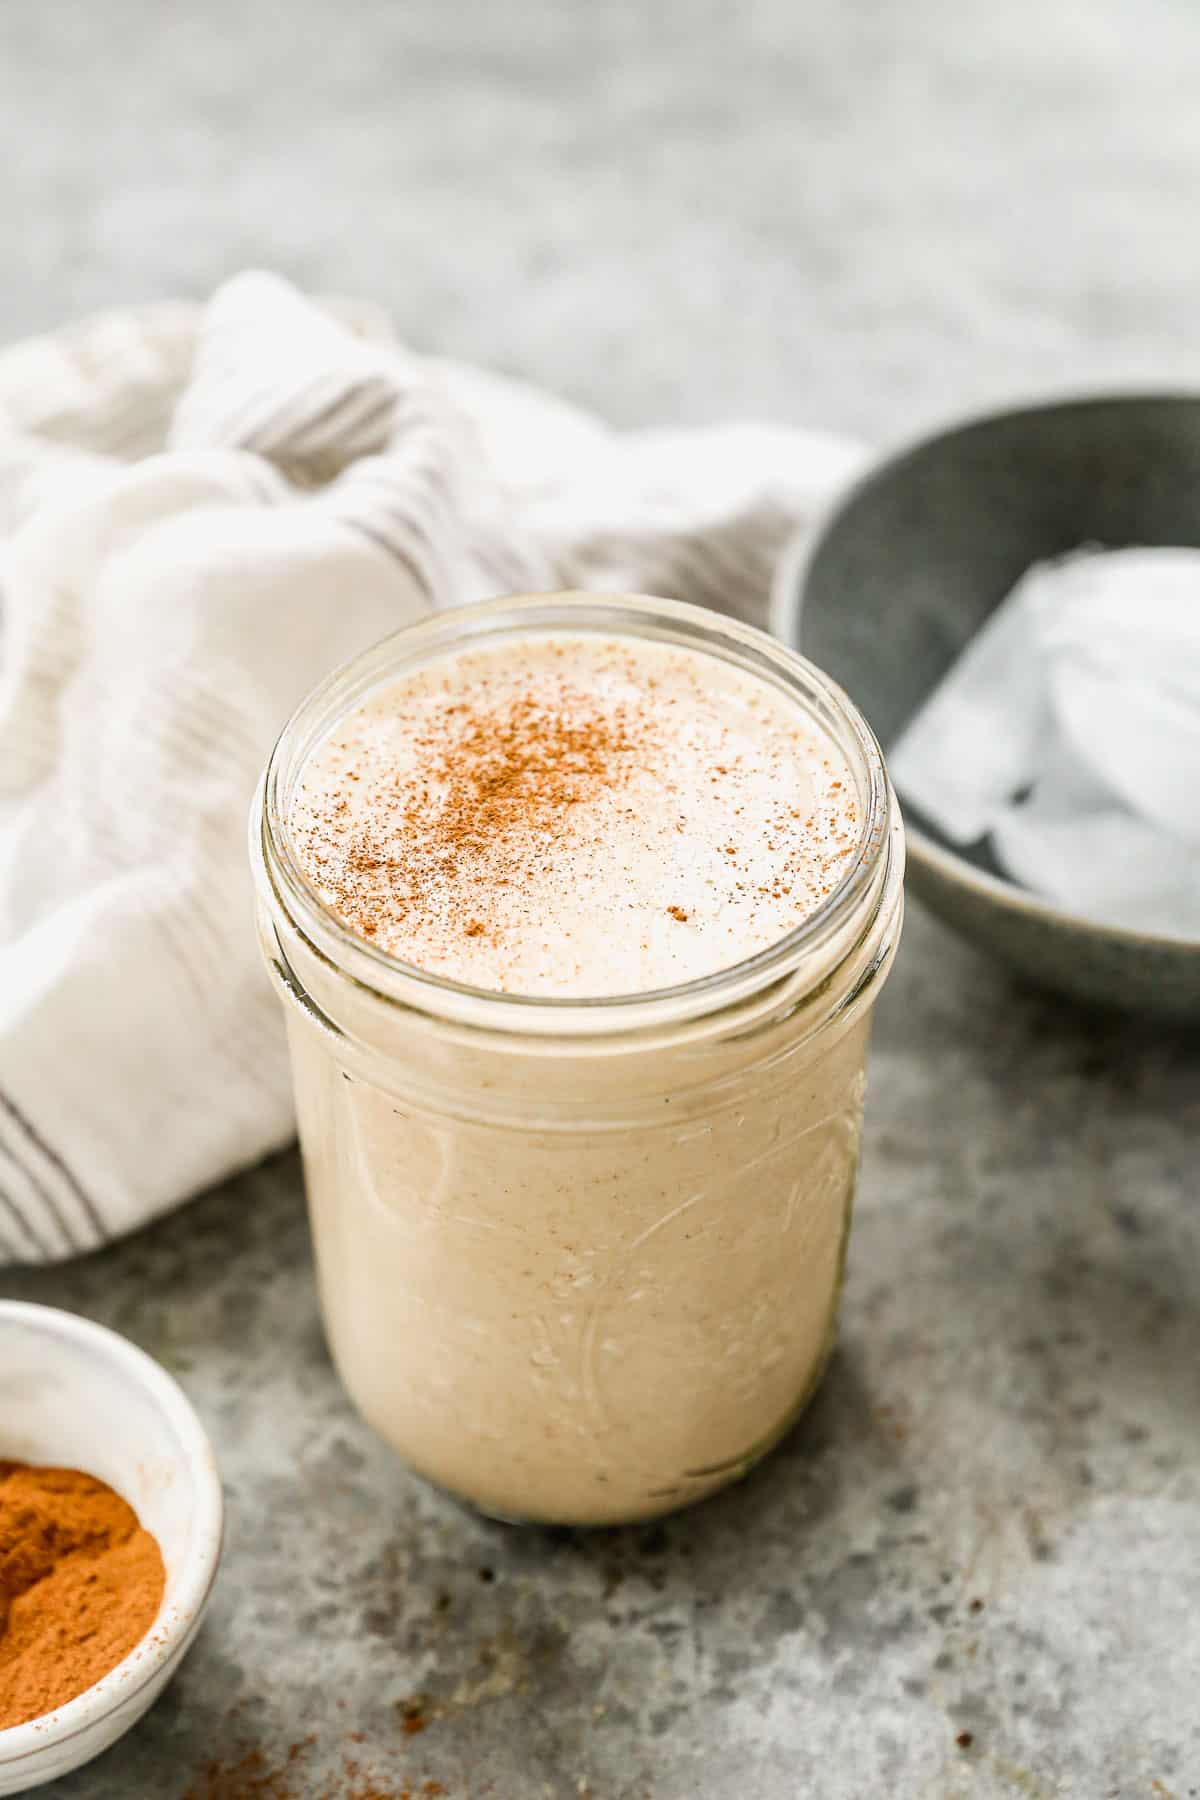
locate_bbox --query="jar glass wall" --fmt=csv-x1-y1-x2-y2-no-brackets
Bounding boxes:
252,594,904,1525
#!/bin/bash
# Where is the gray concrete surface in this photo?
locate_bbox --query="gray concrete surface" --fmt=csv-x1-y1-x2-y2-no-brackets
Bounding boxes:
3,1,1200,1795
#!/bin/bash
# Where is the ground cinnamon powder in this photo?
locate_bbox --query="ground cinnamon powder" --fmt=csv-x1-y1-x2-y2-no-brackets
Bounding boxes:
0,1461,166,1728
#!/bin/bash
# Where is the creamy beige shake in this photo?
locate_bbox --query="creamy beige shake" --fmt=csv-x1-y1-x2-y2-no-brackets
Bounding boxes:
255,595,902,1524
290,635,861,994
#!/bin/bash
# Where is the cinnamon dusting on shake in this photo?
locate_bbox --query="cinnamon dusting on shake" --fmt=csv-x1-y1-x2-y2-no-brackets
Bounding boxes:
290,634,860,996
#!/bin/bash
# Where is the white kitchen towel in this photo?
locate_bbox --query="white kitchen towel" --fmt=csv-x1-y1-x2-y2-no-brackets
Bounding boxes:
0,271,865,1265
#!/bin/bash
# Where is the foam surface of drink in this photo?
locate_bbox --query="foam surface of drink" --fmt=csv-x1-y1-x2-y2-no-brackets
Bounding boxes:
289,633,861,997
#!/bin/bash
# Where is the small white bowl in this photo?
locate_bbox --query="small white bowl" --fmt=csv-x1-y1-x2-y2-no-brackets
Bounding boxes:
0,1302,223,1794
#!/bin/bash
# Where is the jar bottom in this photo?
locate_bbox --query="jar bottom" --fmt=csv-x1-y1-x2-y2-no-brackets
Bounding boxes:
306,1141,860,1528
323,1263,850,1530
467,1319,844,1529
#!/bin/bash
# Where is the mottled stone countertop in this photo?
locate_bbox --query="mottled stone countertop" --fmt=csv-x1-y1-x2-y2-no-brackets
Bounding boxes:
3,1,1199,1795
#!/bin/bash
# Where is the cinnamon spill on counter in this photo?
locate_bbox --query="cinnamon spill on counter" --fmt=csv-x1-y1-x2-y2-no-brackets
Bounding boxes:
183,1747,296,1800
182,1737,450,1800
399,1697,429,1736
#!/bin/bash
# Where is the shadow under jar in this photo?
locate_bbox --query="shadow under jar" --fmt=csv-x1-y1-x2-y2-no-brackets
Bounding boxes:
252,593,904,1526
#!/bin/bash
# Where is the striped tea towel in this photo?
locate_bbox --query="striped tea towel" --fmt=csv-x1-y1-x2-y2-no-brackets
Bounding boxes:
0,271,865,1264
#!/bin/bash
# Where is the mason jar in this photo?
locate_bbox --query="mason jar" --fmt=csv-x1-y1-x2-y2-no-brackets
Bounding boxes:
251,594,904,1525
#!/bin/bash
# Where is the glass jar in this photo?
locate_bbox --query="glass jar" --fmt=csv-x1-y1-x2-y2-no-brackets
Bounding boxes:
251,594,904,1525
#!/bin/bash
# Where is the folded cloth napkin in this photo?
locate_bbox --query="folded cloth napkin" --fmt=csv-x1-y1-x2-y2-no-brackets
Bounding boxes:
0,272,865,1265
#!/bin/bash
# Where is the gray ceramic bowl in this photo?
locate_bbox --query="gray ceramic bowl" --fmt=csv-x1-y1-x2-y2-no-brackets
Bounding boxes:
772,394,1200,1022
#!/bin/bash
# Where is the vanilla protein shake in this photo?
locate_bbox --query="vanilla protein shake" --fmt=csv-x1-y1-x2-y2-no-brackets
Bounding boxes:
254,594,903,1524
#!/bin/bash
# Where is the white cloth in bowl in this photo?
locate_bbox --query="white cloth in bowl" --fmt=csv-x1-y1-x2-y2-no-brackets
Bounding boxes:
0,271,864,1264
890,547,1200,941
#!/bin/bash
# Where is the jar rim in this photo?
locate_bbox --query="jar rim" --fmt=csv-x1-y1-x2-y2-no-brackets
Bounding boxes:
256,592,895,1037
